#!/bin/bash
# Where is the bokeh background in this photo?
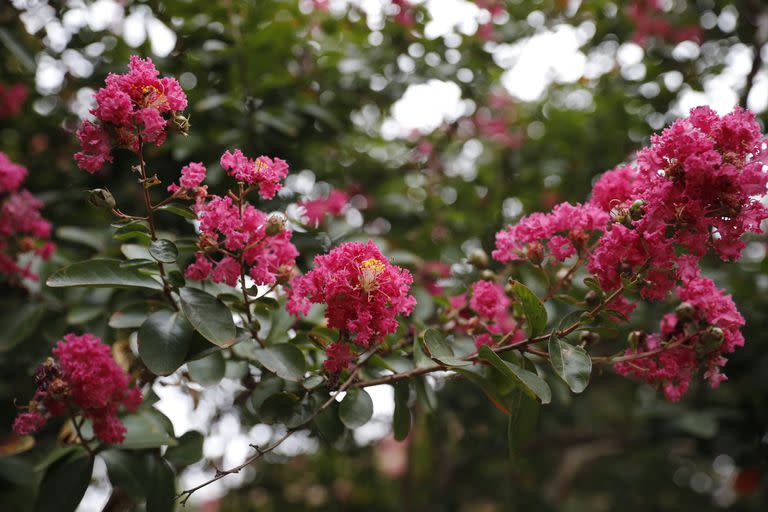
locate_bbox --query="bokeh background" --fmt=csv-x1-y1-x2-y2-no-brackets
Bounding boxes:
2,0,768,510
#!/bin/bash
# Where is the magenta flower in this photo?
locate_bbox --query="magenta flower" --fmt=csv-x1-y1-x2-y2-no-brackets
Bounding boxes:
287,241,416,347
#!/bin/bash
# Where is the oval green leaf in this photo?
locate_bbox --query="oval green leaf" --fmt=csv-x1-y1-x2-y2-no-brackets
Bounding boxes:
179,287,237,347
508,280,547,336
34,449,94,512
138,311,193,376
339,388,374,429
478,345,551,404
149,239,179,263
548,333,592,393
47,259,163,290
187,351,226,386
252,344,306,382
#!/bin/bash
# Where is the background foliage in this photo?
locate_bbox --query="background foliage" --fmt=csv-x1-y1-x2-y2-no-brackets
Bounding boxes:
2,0,768,510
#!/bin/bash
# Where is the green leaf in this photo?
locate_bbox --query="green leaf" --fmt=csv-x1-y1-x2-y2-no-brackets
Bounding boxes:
339,388,374,429
47,259,163,290
303,374,325,390
34,449,93,512
187,351,226,386
393,382,411,441
266,305,295,344
66,304,103,325
149,239,179,263
156,202,197,220
108,303,153,329
548,333,592,393
164,431,204,468
422,329,471,367
138,311,193,376
179,287,237,347
478,345,551,404
121,410,177,450
101,449,147,499
455,368,512,415
252,344,306,381
249,378,284,411
507,388,540,457
146,457,175,512
508,280,547,336
0,303,44,351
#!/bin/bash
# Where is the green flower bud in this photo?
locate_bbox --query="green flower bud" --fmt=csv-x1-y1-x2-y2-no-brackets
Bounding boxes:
87,188,116,210
266,215,285,236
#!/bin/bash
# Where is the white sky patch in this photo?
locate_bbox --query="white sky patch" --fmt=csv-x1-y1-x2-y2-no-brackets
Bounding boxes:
384,79,465,137
423,0,480,39
497,24,589,102
673,43,757,115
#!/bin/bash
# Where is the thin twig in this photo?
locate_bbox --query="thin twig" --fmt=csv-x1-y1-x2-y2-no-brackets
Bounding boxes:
176,348,377,505
136,138,178,310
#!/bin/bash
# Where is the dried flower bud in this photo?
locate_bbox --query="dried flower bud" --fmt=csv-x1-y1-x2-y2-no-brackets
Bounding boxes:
87,188,116,210
675,301,696,322
584,290,601,308
468,248,489,268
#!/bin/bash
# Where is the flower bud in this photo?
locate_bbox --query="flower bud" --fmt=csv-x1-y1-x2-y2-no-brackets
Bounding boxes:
87,188,116,210
526,241,544,265
627,330,645,349
468,248,489,268
675,301,696,322
480,269,496,281
266,215,285,236
701,326,725,348
584,290,601,308
629,199,645,221
172,112,191,136
579,330,600,345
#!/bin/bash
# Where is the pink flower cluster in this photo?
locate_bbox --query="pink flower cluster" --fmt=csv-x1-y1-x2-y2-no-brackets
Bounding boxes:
0,152,54,283
287,241,416,357
626,0,702,46
588,106,768,299
0,83,28,120
186,195,298,287
448,280,521,348
167,161,208,200
493,202,609,264
74,56,187,173
220,149,289,200
299,189,349,225
615,257,745,401
587,106,766,397
13,333,142,444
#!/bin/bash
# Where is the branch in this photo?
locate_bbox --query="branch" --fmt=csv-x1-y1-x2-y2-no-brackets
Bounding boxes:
176,348,377,506
136,139,179,311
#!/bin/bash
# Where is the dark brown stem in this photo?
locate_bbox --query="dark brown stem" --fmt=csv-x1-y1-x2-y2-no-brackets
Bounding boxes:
136,139,178,310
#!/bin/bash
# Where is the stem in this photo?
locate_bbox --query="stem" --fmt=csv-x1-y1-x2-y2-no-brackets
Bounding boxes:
71,415,97,457
176,348,378,505
136,139,178,311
